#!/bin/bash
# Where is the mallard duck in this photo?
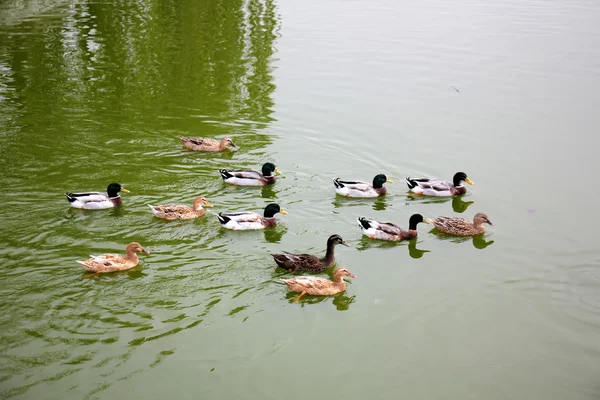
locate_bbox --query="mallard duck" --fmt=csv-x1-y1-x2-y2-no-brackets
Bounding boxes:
432,212,494,236
333,174,392,198
178,136,239,152
76,242,150,273
357,214,432,241
148,196,214,220
282,267,356,301
405,172,474,196
272,234,350,272
219,162,281,186
65,183,129,209
217,203,287,230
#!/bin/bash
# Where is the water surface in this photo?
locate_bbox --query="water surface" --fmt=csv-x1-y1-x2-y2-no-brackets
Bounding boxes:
1,0,600,399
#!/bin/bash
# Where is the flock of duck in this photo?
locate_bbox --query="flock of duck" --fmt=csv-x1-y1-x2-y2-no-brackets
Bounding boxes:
67,135,494,301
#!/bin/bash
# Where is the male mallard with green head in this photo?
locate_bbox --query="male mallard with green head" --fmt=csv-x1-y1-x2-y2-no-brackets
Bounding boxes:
405,172,474,196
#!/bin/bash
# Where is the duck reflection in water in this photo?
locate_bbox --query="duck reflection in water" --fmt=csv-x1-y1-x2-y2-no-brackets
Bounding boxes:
331,196,388,211
356,236,431,259
405,194,474,214
261,185,278,199
430,232,495,249
285,291,356,310
264,224,287,243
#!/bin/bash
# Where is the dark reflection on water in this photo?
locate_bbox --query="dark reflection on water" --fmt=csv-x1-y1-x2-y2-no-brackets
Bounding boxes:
286,292,356,311
355,236,431,258
404,194,474,214
407,239,431,258
332,196,388,210
429,230,495,249
264,225,287,243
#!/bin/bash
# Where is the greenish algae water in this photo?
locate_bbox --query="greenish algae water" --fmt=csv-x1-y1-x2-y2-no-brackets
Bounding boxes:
1,0,600,399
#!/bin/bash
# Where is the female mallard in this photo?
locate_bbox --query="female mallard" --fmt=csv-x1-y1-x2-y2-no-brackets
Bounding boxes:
272,234,350,272
432,212,494,236
333,174,392,198
178,136,239,152
405,171,474,196
148,196,214,220
219,162,281,186
76,242,150,273
282,267,356,302
217,203,287,230
357,214,432,241
65,183,129,209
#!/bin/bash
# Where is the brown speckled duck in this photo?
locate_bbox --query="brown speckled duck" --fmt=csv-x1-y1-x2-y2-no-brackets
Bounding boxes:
357,214,432,241
178,136,238,152
148,196,214,220
76,242,150,273
282,267,356,302
405,171,474,196
272,234,350,272
432,212,494,236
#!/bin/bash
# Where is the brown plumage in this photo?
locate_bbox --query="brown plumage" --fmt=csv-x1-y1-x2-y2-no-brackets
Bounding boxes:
178,136,238,152
272,234,350,272
148,196,214,220
432,212,494,236
282,267,357,301
76,242,150,273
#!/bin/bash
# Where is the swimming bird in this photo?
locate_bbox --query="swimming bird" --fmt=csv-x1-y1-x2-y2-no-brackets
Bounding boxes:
272,234,350,272
333,174,392,197
178,136,238,152
357,214,432,241
219,162,281,186
76,242,150,273
432,212,494,236
282,267,356,302
405,172,474,196
148,196,214,220
217,203,287,230
65,183,129,209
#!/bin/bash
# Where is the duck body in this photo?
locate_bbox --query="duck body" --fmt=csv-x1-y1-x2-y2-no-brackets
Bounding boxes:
432,212,494,236
333,174,391,198
219,162,280,186
406,172,474,196
77,242,150,273
179,136,238,152
282,267,356,300
65,183,129,209
272,234,349,272
148,196,214,220
357,214,431,241
217,203,287,230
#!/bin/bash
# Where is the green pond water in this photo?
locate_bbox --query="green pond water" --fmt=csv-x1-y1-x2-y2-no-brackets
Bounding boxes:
1,0,600,399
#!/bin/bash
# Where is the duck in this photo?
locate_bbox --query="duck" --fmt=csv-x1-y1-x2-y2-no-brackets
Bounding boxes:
282,267,356,302
178,136,239,152
65,183,129,209
333,174,392,198
432,212,494,236
405,171,474,196
272,234,350,272
219,162,281,186
148,196,214,220
76,242,150,273
217,203,287,230
357,213,432,241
